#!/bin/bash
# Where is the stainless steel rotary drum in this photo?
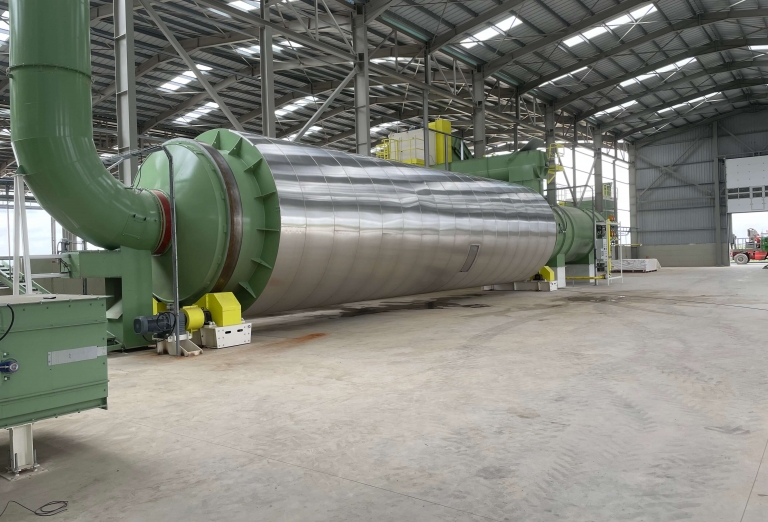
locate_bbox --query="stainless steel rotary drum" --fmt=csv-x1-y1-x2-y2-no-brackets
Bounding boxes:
236,133,557,315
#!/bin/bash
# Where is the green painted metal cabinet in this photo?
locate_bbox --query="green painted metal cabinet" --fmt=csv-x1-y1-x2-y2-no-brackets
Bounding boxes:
0,294,108,429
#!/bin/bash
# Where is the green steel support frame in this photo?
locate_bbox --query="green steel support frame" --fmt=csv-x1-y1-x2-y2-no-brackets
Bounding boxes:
62,248,154,351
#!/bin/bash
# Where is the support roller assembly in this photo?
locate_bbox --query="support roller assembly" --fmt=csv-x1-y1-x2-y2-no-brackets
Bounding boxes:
9,0,595,321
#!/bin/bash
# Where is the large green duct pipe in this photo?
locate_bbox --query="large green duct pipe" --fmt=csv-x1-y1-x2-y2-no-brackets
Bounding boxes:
549,205,598,265
9,0,168,253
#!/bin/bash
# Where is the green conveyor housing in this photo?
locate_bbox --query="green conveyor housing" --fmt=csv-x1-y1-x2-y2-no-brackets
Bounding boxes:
0,295,109,429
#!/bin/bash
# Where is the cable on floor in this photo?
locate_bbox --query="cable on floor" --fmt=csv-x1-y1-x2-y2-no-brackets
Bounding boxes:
0,500,68,518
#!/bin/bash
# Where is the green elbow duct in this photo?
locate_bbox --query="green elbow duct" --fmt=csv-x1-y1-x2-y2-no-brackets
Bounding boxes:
8,0,167,252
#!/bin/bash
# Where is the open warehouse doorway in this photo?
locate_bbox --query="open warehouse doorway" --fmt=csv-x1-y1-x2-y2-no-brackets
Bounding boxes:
726,157,768,265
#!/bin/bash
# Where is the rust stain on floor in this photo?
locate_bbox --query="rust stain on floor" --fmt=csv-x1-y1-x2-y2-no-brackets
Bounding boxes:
263,332,327,349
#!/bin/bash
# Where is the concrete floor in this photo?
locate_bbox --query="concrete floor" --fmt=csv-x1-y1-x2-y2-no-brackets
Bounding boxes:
3,266,768,521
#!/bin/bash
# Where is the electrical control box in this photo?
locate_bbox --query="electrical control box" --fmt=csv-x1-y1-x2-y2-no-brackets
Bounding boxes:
0,294,109,430
595,222,609,271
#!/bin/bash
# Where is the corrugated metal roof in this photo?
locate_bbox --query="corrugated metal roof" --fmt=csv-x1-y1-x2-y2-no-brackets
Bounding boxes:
0,0,765,170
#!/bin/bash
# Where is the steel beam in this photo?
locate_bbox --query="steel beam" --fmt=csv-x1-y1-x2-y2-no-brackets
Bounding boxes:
294,66,357,142
545,105,556,205
94,31,260,106
194,0,355,62
556,39,768,110
318,107,467,146
141,68,420,132
90,0,140,21
472,70,486,158
352,12,371,155
483,0,650,76
514,93,519,150
593,129,603,213
617,93,768,140
712,121,722,266
423,50,432,168
114,0,138,184
92,19,372,106
366,62,544,133
138,0,244,131
636,154,712,197
578,59,768,121
603,79,767,131
238,79,355,126
260,1,276,137
277,106,351,139
633,107,759,147
365,0,398,24
139,71,251,133
627,143,638,258
518,9,768,94
430,0,527,52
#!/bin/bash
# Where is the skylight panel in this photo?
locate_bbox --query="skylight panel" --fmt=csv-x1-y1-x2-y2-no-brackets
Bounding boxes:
288,126,322,140
620,58,696,87
461,15,521,48
207,8,232,17
276,104,299,117
657,92,720,113
607,14,632,27
294,96,317,107
159,65,212,92
237,43,286,55
473,26,502,42
620,72,655,86
237,45,260,55
564,35,585,47
629,4,656,20
594,100,637,117
229,0,259,10
606,15,632,27
542,66,588,86
275,97,318,117
565,4,657,47
656,58,694,73
281,40,304,49
0,11,9,42
583,26,608,40
174,102,218,124
495,15,521,33
371,121,397,133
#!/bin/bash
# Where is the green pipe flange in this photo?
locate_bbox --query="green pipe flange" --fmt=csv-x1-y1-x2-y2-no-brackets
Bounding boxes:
196,129,281,311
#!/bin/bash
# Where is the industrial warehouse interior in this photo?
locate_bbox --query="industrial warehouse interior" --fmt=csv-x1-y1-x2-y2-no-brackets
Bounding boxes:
1,0,768,520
